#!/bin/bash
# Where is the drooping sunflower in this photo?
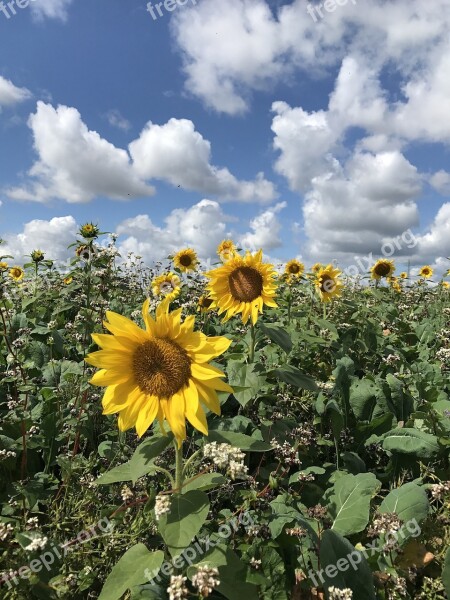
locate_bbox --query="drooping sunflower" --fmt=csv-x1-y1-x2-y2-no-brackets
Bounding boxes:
173,248,198,273
217,240,237,263
86,299,233,446
9,266,24,282
152,272,181,302
206,249,277,324
419,265,433,279
284,259,305,280
197,295,214,313
31,249,45,263
315,265,343,302
371,259,395,280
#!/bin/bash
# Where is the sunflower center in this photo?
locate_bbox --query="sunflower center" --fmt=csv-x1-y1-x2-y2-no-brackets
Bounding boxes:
375,263,391,277
132,338,191,398
228,266,263,302
201,297,214,308
289,264,300,274
320,275,336,294
179,254,192,267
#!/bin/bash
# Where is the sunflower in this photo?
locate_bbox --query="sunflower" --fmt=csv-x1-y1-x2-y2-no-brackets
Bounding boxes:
206,249,277,324
392,282,402,293
311,263,323,274
0,262,8,271
79,222,99,239
86,299,233,446
217,240,237,262
315,265,343,302
285,259,304,280
31,249,45,263
442,281,450,290
400,272,408,279
9,266,24,282
419,265,433,279
371,259,395,280
152,272,181,302
64,276,73,285
197,295,214,313
173,248,198,273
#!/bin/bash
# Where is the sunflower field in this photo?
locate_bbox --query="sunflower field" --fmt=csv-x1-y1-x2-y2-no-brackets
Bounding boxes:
1,227,450,600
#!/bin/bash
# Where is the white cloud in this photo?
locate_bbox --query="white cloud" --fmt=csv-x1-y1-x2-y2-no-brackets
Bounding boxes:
239,201,286,251
129,118,276,203
1,216,77,263
105,109,131,132
429,171,450,196
414,203,450,263
6,102,155,203
0,76,32,109
31,0,73,22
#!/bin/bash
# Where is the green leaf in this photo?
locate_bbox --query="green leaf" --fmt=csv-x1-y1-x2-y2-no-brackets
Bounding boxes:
349,378,378,421
442,546,450,599
206,430,271,452
158,490,210,558
324,399,344,439
96,435,172,485
98,544,164,600
273,365,318,391
327,473,381,536
182,472,226,493
227,361,267,406
382,429,440,458
384,374,413,421
318,530,376,599
379,482,429,523
258,323,292,354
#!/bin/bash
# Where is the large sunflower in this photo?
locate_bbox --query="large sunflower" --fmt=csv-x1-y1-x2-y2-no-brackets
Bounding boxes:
371,259,395,280
206,249,277,324
9,266,25,282
86,299,233,446
173,248,198,273
217,240,237,262
152,272,181,302
285,259,304,280
315,265,343,302
419,265,433,279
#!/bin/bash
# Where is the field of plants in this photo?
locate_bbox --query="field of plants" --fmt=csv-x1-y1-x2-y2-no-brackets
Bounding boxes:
0,225,449,600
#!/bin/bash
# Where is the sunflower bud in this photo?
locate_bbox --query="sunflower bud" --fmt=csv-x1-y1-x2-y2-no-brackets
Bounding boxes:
79,223,99,239
31,249,45,263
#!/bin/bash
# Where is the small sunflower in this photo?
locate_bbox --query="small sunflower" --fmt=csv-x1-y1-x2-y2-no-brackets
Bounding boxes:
173,248,198,273
371,259,395,280
419,265,433,279
400,272,408,279
285,259,304,280
315,265,343,302
217,240,237,262
152,272,181,303
442,281,450,290
64,276,73,285
9,266,24,282
31,249,45,263
0,262,8,271
197,295,214,313
86,299,233,446
311,263,323,274
79,222,99,239
206,249,277,324
392,282,402,293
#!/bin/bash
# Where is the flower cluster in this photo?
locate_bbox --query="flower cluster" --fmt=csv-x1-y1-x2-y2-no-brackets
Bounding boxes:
271,438,301,466
328,587,353,600
367,512,403,537
167,574,189,599
192,565,220,597
203,442,248,480
154,494,171,521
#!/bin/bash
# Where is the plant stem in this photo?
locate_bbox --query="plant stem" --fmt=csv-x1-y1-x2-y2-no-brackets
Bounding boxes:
182,448,202,477
249,322,256,363
323,302,327,319
174,440,184,493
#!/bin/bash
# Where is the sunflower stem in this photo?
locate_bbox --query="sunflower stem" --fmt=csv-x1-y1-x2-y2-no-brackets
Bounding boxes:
174,441,184,493
322,303,327,320
182,448,202,477
249,322,256,363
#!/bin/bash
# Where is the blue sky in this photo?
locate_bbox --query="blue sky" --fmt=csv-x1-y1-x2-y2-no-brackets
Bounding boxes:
1,0,450,276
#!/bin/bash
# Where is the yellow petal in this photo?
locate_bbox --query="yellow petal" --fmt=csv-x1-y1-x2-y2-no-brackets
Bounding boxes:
191,362,226,380
90,369,129,386
201,377,234,393
184,381,208,437
135,396,159,438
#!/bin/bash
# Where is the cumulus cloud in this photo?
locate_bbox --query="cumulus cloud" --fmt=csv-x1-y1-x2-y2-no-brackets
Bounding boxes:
239,201,286,251
105,109,131,132
6,103,276,204
31,0,73,21
414,203,450,263
0,76,32,109
129,118,276,203
430,171,450,196
1,216,78,263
